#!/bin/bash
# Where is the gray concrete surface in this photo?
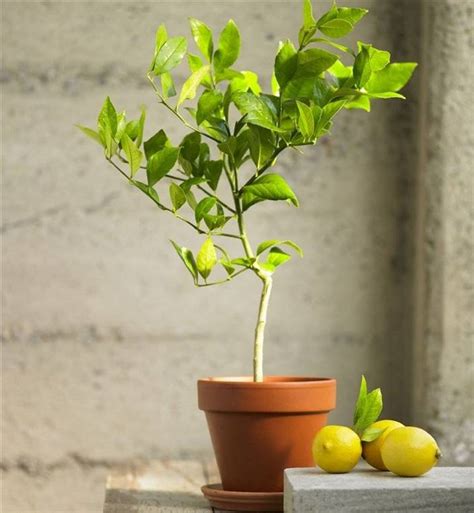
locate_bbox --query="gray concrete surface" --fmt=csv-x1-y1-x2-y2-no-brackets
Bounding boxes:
1,0,471,512
284,466,474,513
103,459,219,513
412,0,474,466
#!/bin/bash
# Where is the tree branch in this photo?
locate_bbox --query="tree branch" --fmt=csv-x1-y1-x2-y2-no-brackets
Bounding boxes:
167,174,236,214
146,74,220,144
106,158,240,240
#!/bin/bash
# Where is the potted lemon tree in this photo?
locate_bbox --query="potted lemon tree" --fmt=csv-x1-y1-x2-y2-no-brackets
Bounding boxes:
78,0,416,509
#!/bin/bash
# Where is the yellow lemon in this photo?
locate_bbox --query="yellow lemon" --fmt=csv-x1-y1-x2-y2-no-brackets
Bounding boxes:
312,425,362,473
362,419,404,470
381,426,441,477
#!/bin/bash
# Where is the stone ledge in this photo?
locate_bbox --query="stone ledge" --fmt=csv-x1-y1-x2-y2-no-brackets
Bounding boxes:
103,459,219,513
284,466,474,513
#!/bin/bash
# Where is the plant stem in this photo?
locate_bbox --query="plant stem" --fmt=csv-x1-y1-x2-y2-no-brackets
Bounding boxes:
253,274,273,382
225,156,273,382
240,145,286,190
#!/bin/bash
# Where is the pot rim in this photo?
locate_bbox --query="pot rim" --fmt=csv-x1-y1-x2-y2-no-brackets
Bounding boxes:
198,376,336,413
198,376,336,388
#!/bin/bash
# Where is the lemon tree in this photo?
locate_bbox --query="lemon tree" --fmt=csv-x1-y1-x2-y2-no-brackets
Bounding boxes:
78,0,417,382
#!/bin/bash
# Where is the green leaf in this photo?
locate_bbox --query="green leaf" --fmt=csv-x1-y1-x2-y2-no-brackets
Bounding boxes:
231,257,255,268
345,95,371,112
169,183,186,211
205,160,223,191
238,71,262,95
354,388,383,435
353,45,372,88
364,44,391,72
170,240,198,282
298,0,317,47
132,180,161,206
266,247,291,269
317,5,368,27
256,239,303,257
203,213,230,231
189,18,214,61
233,92,281,131
150,24,168,71
316,100,346,135
302,0,316,28
98,96,118,136
309,38,354,55
220,259,235,276
215,68,243,83
196,90,223,125
316,3,337,27
195,197,216,223
336,7,368,26
144,129,169,160
121,133,143,178
76,125,103,146
214,19,241,71
283,48,338,98
180,132,201,162
242,173,299,207
368,91,405,99
155,24,168,51
248,125,275,169
217,136,237,157
135,106,146,147
154,36,187,75
178,65,211,107
126,119,140,141
365,62,417,93
196,237,217,279
188,53,204,73
353,375,368,425
115,111,127,142
274,40,298,90
146,146,179,186
361,426,386,443
271,72,280,96
215,245,235,275
319,18,353,38
161,72,177,99
185,189,198,210
327,59,352,80
296,100,315,139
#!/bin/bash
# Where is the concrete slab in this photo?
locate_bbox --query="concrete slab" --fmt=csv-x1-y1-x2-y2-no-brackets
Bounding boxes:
103,459,219,513
284,466,474,513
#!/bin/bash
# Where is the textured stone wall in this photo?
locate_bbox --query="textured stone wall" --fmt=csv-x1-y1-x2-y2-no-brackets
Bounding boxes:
412,0,473,466
1,0,469,512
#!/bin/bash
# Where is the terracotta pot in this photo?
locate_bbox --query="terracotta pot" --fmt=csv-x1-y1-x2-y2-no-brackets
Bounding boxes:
198,376,336,492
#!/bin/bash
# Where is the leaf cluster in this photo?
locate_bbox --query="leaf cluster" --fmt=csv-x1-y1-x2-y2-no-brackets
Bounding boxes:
352,375,385,441
77,0,417,287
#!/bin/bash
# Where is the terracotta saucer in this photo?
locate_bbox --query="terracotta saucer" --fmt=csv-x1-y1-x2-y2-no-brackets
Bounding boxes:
201,483,283,512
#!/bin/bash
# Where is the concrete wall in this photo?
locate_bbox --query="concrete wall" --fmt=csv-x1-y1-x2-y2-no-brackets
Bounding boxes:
1,1,470,512
412,0,474,466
